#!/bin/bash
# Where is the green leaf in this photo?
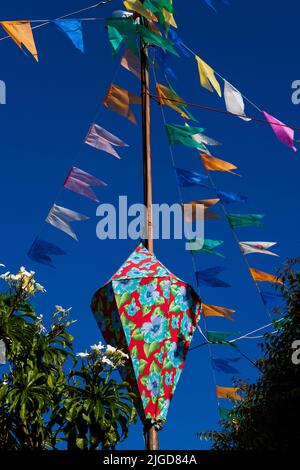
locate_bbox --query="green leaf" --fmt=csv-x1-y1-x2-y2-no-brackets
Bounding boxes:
169,301,181,313
140,376,148,386
155,296,165,305
76,438,87,450
132,328,144,341
142,305,152,316
116,291,131,307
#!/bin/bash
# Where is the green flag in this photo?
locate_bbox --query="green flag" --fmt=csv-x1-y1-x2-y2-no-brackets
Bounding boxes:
106,18,138,56
166,124,206,149
138,25,179,56
219,406,231,421
187,238,224,257
206,331,239,343
227,214,265,229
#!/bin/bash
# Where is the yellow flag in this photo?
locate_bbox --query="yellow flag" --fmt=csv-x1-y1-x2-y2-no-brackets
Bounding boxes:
1,21,38,61
202,303,235,321
156,83,190,119
249,267,283,285
103,84,141,125
195,55,221,97
161,8,177,28
216,386,242,401
200,153,238,174
123,0,158,22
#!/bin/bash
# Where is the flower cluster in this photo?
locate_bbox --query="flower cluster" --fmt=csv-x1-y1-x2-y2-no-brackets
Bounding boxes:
0,266,45,298
76,341,129,369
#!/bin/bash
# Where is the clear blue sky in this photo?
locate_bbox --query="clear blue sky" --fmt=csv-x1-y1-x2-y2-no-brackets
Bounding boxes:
0,0,299,450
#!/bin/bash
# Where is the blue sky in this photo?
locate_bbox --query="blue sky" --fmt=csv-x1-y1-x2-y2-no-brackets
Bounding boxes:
0,0,299,450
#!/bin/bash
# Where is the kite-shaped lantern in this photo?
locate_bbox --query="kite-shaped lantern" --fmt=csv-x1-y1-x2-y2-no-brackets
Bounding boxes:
91,243,201,428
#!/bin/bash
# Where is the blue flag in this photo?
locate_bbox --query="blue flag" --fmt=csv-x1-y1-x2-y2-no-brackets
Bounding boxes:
176,168,209,187
260,290,283,306
152,48,177,80
216,190,248,204
168,29,191,57
196,266,231,288
212,357,240,374
28,238,66,268
53,19,84,53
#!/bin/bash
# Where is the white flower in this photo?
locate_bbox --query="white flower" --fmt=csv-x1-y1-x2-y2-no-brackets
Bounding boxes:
2,379,8,386
91,341,105,352
76,352,90,358
105,345,117,355
101,356,114,367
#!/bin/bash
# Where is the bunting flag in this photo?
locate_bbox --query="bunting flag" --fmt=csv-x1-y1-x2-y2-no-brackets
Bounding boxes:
219,406,231,420
224,81,250,121
124,0,158,22
216,386,242,401
106,18,138,56
262,111,297,152
1,21,38,61
196,267,231,288
64,167,107,203
207,331,238,343
28,238,65,268
260,290,283,306
187,238,224,257
189,129,221,147
166,124,206,149
103,84,141,124
84,123,129,159
182,200,221,221
175,168,209,187
249,267,283,285
46,204,89,241
227,213,264,229
212,358,240,374
200,154,238,174
185,198,220,208
202,303,235,321
52,19,84,53
239,241,278,257
156,84,191,119
154,49,177,80
142,0,176,30
195,55,221,97
217,190,247,204
138,26,179,56
121,49,141,79
168,28,191,56
0,340,6,365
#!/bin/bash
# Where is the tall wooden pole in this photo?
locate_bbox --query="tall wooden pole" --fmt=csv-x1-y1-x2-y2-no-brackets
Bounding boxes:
140,9,157,450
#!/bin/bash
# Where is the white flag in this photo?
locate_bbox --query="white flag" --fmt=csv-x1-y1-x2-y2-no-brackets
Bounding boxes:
224,81,251,121
239,242,279,257
46,204,89,241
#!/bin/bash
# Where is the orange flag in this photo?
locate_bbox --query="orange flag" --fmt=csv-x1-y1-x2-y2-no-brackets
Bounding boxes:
216,386,242,401
200,153,239,175
103,84,141,125
182,199,220,221
156,83,190,120
1,21,38,61
202,303,235,321
249,267,283,285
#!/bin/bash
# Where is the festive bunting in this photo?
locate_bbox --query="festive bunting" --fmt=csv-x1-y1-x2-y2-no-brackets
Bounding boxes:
200,153,238,174
227,214,264,229
195,55,221,97
189,129,221,148
260,291,283,306
154,49,177,80
224,81,250,121
85,123,129,159
52,19,84,53
216,386,242,401
166,124,206,150
28,238,65,268
239,242,278,257
182,200,221,221
207,331,238,343
103,84,141,124
124,0,158,22
106,18,138,56
0,340,6,365
202,303,235,321
217,190,247,204
262,111,297,152
249,267,283,285
138,25,179,56
187,238,224,257
219,406,231,420
168,28,191,56
46,204,89,241
212,358,240,374
1,21,38,61
121,49,141,79
175,168,209,187
64,167,107,203
196,267,231,288
156,84,190,119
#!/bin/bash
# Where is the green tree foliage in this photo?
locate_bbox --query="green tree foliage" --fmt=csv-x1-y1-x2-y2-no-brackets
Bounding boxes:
0,267,137,450
199,258,300,450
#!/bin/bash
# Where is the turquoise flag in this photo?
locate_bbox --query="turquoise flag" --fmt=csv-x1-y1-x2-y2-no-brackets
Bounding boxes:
227,214,265,229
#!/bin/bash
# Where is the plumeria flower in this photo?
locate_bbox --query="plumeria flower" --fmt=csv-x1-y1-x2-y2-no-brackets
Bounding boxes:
102,356,114,367
76,352,90,358
105,345,117,355
91,341,105,353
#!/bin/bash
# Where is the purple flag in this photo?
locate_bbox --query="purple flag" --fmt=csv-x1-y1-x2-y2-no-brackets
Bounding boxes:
263,111,297,152
84,124,129,159
64,167,107,203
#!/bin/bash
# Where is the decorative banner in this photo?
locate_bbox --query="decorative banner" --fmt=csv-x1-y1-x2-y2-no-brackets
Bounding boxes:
202,303,235,321
124,0,158,22
187,238,224,257
195,55,221,97
166,124,206,149
196,267,231,288
249,267,283,285
219,406,231,420
227,213,264,229
189,129,221,148
103,84,141,124
0,340,6,365
217,190,247,204
138,25,179,56
212,358,240,374
216,386,242,401
156,84,190,119
121,49,141,79
91,243,201,427
1,21,38,61
106,17,138,56
52,19,84,53
46,204,89,241
28,237,66,268
239,241,278,257
182,199,221,221
168,28,192,56
224,81,250,121
64,167,107,203
200,153,238,174
175,168,209,187
262,111,297,152
207,331,238,343
85,123,129,159
260,290,283,306
153,48,177,80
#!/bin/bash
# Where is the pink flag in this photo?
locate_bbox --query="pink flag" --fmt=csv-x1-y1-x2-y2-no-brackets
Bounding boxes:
262,111,297,152
121,49,141,79
84,124,129,159
64,167,107,203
